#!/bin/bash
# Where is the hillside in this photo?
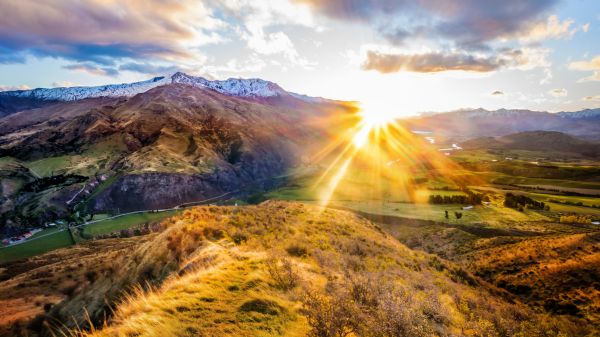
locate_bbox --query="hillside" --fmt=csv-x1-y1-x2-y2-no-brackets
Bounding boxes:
0,81,352,234
461,131,600,158
0,202,589,337
403,108,600,140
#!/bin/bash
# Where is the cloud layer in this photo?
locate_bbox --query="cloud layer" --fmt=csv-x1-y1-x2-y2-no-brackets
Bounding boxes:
0,0,219,73
297,0,559,48
362,51,503,73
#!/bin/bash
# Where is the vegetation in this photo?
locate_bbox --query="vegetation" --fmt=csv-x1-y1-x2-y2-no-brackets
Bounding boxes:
81,210,180,236
503,192,547,210
559,215,593,224
2,202,591,336
0,229,73,264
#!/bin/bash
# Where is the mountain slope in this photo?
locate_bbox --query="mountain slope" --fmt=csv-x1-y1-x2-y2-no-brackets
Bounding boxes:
0,82,352,233
1,202,588,336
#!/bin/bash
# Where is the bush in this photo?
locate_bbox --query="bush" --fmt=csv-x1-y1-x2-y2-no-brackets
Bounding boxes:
231,232,248,245
286,244,308,257
239,299,284,315
266,257,299,291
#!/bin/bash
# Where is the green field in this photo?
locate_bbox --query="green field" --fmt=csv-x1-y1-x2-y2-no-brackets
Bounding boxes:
25,156,73,177
82,210,181,236
0,228,73,264
322,200,552,228
0,210,181,264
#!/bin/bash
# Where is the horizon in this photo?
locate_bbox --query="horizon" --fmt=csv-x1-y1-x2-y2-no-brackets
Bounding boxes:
1,71,599,117
0,0,599,116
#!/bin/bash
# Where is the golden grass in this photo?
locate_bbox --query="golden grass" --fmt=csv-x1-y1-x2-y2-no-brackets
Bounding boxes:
464,232,600,326
61,202,590,337
2,202,594,336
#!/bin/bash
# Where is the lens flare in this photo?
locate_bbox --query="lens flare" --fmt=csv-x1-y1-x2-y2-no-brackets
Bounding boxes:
311,101,480,208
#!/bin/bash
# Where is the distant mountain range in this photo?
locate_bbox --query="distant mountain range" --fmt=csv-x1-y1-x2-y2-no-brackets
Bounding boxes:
404,108,600,140
462,131,600,158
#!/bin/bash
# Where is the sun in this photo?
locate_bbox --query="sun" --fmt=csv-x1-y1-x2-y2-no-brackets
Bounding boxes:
352,104,399,148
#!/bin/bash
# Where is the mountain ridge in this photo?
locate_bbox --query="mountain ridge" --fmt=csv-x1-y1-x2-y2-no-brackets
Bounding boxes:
404,107,600,140
0,72,323,104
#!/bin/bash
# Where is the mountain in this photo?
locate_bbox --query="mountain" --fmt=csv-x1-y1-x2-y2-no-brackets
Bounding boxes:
558,108,600,119
0,76,351,234
404,108,600,140
462,131,600,157
0,72,322,118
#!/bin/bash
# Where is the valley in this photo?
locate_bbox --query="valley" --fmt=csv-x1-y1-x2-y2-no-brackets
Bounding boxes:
2,2,600,336
1,76,599,337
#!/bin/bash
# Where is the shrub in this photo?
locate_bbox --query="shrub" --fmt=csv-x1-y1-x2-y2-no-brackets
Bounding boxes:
84,271,97,283
286,244,308,257
231,232,248,245
266,257,299,291
240,299,283,315
302,291,358,337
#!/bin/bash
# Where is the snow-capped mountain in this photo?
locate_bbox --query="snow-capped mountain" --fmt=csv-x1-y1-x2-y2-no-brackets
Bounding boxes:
170,72,286,97
0,72,304,102
0,76,170,101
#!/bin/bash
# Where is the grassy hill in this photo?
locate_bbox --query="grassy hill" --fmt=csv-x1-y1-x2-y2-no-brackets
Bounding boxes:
1,202,591,336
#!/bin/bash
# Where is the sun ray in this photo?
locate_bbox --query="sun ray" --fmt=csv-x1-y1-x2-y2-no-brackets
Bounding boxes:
313,101,483,207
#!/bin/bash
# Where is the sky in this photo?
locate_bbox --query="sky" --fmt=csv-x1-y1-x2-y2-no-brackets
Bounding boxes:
0,0,599,116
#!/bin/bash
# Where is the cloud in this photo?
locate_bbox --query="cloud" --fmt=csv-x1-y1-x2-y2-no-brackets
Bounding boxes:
517,15,576,43
361,47,549,74
583,95,600,102
63,63,119,77
119,63,185,75
0,0,220,66
0,84,31,91
52,81,75,88
549,88,567,97
569,55,600,82
582,23,590,33
362,51,504,73
491,90,504,96
214,0,316,67
296,0,559,49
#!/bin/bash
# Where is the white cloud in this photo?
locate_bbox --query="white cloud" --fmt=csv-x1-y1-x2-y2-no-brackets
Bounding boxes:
583,95,600,102
549,88,567,97
569,55,600,82
52,81,74,88
582,23,590,33
216,0,317,67
0,84,30,91
518,15,577,43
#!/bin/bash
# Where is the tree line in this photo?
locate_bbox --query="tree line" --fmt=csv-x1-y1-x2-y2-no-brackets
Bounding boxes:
503,192,548,211
428,189,489,205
